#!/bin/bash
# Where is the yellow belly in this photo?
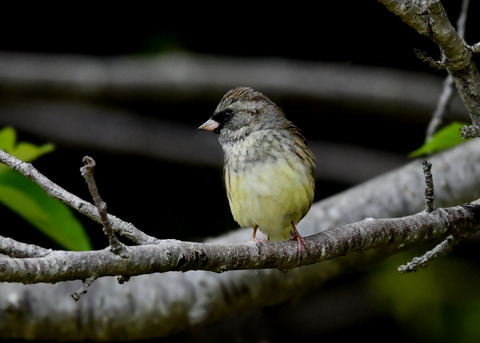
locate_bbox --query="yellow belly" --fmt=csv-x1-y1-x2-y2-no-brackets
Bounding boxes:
225,158,314,241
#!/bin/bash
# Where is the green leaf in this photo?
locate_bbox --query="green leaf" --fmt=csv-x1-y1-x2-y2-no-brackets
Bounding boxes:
0,171,91,251
10,141,55,163
0,126,16,151
0,126,91,250
409,122,469,157
0,127,55,173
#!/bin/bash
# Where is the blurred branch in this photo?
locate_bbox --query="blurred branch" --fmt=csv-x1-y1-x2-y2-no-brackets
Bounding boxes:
1,1,480,338
426,75,454,140
0,51,467,119
0,100,406,184
1,138,480,339
0,51,470,184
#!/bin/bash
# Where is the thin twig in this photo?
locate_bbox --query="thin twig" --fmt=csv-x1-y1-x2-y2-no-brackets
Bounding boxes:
413,49,445,70
425,76,454,141
71,275,98,301
457,0,470,39
0,149,161,246
80,156,129,257
398,234,467,273
422,160,435,213
398,160,466,272
471,42,480,54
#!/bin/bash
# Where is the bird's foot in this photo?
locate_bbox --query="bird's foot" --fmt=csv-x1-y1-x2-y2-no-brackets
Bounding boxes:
290,222,308,258
253,237,268,244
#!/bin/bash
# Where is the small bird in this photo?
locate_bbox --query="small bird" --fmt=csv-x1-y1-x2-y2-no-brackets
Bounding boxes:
198,87,316,253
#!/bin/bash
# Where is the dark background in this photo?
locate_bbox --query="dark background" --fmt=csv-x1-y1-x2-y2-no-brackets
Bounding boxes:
2,2,475,67
2,1,476,245
1,2,479,342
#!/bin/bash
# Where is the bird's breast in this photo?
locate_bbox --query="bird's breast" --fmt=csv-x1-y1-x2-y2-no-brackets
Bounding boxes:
223,142,314,240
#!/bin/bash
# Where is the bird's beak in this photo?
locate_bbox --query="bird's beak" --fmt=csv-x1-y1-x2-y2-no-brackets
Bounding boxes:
198,118,220,131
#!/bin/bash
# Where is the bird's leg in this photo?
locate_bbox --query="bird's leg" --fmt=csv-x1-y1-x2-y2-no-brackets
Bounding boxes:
289,221,308,256
252,225,267,243
252,225,259,241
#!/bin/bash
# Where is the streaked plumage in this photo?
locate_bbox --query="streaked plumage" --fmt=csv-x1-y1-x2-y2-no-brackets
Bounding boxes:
199,87,316,249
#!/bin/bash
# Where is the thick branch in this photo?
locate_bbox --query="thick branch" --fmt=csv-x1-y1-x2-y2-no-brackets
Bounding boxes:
1,138,480,283
0,235,52,258
0,2,479,338
0,202,479,284
379,0,480,134
0,137,480,339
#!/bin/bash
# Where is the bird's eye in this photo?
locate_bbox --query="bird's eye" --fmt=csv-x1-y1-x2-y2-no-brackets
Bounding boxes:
220,109,234,122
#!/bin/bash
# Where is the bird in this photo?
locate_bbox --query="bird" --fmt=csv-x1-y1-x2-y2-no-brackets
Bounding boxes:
198,87,316,253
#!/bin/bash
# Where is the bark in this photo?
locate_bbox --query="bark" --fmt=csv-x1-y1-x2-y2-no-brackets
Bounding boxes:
379,0,480,134
1,202,479,284
1,1,480,340
1,138,480,340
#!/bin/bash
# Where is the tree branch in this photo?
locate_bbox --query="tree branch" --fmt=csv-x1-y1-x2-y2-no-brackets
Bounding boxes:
379,0,480,135
425,0,469,140
0,201,479,284
1,138,480,284
0,2,479,340
0,148,160,246
0,51,468,121
422,160,435,213
398,234,467,273
0,137,480,339
0,235,52,258
80,156,128,257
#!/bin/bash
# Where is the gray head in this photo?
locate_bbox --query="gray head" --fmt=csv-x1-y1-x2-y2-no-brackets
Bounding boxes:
198,87,287,144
